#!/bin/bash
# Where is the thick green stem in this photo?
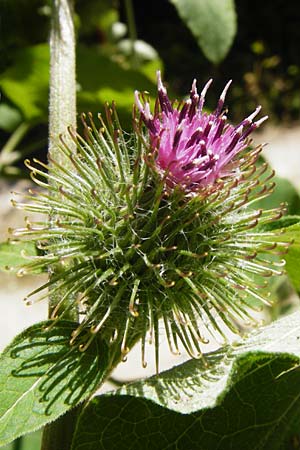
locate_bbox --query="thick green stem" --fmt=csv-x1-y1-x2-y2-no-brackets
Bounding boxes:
48,0,76,166
47,0,77,320
42,1,77,449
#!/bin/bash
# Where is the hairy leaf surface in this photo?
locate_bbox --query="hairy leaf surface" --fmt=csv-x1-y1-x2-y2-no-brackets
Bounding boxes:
0,321,108,447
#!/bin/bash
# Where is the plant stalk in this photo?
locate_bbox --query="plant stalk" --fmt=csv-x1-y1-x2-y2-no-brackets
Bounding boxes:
47,0,77,321
42,1,77,449
48,0,76,166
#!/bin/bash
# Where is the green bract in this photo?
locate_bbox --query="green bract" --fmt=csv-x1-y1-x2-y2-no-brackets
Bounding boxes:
11,102,289,369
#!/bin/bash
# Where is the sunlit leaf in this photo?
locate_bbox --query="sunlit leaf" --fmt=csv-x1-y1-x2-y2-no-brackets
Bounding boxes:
282,223,300,292
0,241,38,273
0,45,49,121
257,174,300,216
76,46,157,125
169,0,237,64
2,430,41,450
0,321,108,447
0,104,22,132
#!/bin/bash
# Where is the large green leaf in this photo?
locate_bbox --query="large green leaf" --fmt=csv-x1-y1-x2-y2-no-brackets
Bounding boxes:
0,44,49,121
0,241,38,273
0,321,108,447
169,0,237,64
72,311,300,450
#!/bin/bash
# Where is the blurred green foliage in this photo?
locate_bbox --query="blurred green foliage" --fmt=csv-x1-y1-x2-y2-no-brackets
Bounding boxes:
132,0,300,122
169,0,237,64
0,0,161,176
1,0,300,176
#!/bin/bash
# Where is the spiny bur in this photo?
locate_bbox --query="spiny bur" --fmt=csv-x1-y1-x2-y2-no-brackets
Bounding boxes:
11,72,291,370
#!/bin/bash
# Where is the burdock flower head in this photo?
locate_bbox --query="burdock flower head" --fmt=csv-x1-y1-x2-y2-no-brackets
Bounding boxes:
135,71,267,191
12,72,289,369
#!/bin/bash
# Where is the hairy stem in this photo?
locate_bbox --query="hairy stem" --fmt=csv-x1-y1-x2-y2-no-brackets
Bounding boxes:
42,1,77,449
47,0,77,320
48,0,76,165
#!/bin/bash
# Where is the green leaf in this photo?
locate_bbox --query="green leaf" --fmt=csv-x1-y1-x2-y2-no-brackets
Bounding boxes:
76,46,158,125
0,321,108,447
0,241,38,273
139,58,163,84
0,45,49,121
253,172,300,292
256,174,300,216
72,311,300,450
76,0,118,36
0,104,22,132
261,215,300,232
169,0,237,64
281,223,300,292
2,430,41,450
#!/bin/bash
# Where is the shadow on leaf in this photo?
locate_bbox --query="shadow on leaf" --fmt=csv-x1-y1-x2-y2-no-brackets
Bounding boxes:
4,321,108,416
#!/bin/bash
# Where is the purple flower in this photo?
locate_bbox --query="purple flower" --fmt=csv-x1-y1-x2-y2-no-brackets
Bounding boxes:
135,71,268,190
